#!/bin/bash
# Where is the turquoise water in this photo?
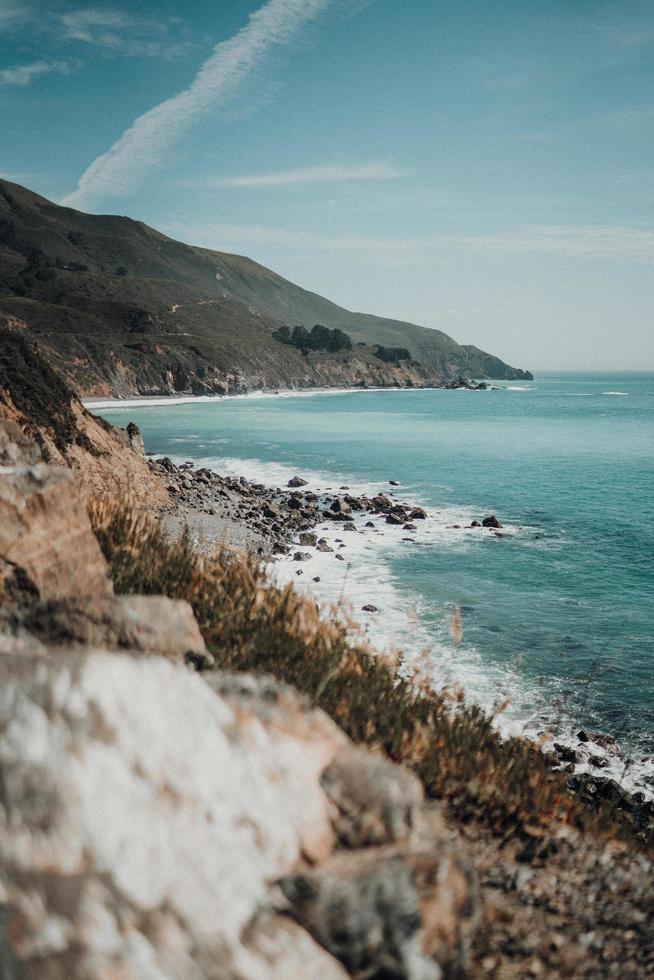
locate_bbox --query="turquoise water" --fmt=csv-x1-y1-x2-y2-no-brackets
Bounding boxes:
97,373,654,782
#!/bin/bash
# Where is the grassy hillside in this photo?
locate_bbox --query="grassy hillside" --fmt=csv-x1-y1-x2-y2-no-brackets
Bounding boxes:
0,179,532,396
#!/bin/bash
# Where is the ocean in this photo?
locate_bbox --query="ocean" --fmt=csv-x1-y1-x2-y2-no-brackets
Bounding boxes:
95,372,654,795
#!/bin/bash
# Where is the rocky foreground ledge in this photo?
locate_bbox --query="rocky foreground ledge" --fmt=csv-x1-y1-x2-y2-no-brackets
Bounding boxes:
0,419,477,978
1,419,653,979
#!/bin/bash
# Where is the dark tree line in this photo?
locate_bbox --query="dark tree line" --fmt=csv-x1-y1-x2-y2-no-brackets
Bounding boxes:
373,345,411,363
274,324,353,354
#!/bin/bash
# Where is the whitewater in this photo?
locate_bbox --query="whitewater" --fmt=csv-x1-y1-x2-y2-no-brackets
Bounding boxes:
94,371,654,798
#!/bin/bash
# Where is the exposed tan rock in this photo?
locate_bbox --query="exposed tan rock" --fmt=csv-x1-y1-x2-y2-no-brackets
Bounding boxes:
0,335,167,507
0,652,346,979
62,400,167,506
280,836,478,979
321,744,424,847
0,463,112,601
1,594,213,668
204,672,346,864
0,418,41,465
238,914,349,979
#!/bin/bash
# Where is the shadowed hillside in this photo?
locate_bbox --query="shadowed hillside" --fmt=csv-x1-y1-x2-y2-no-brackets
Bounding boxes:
0,179,532,396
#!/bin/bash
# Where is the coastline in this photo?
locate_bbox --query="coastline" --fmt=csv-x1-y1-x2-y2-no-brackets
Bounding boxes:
83,384,446,412
146,447,654,821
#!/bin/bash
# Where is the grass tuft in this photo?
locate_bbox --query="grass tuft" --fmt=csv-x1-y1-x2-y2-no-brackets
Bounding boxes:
90,498,641,845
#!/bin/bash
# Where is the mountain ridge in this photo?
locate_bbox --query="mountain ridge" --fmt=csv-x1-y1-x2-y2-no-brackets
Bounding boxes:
0,179,532,396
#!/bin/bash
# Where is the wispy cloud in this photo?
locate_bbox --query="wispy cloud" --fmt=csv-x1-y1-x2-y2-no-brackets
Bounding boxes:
62,0,334,209
165,220,654,265
0,0,26,30
167,221,415,253
449,225,654,261
593,105,654,131
191,161,413,188
0,60,72,86
58,7,188,58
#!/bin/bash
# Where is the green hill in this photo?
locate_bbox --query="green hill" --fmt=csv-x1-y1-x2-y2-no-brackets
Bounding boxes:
0,179,532,396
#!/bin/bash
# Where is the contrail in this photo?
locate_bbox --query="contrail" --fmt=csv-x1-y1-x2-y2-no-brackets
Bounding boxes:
62,0,333,208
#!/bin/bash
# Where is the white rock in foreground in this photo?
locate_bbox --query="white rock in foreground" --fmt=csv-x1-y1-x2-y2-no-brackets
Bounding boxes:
0,651,345,979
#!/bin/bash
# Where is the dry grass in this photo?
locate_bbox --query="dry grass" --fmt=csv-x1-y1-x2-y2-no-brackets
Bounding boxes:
90,499,638,845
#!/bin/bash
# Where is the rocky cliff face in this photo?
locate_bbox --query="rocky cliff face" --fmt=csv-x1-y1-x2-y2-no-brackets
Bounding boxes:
0,326,167,505
0,178,532,397
0,427,479,979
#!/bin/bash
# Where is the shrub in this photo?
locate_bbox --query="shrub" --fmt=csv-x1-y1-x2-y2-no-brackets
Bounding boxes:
274,324,353,355
374,345,411,364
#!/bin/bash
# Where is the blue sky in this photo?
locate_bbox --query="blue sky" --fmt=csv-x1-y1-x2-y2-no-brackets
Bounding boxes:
1,0,652,370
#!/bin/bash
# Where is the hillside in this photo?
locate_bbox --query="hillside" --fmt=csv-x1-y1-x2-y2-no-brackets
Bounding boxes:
0,179,532,397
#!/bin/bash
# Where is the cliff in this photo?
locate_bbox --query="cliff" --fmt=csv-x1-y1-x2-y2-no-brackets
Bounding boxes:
0,178,532,397
0,325,167,505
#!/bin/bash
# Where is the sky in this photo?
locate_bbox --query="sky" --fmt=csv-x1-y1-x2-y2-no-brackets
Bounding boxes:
1,0,653,371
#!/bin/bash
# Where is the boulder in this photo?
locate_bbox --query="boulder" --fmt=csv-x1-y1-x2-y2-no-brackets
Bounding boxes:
576,730,620,754
330,499,351,516
1,594,213,668
293,551,312,562
0,653,345,978
321,745,423,847
316,542,334,553
0,418,42,466
409,507,427,520
299,531,318,547
288,476,309,488
240,914,348,979
0,463,112,601
386,513,404,525
482,515,502,529
362,604,379,613
124,421,145,454
280,840,478,979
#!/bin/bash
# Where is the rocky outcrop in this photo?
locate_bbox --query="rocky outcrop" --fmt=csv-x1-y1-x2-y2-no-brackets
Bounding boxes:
0,330,167,506
1,594,213,668
0,654,479,979
0,432,480,979
0,460,111,602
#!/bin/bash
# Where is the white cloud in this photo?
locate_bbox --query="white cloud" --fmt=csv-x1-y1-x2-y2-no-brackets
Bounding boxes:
593,105,654,131
451,225,654,260
164,220,654,264
164,220,421,255
60,7,130,45
0,0,26,29
0,60,72,86
58,7,187,58
199,161,413,188
62,0,334,209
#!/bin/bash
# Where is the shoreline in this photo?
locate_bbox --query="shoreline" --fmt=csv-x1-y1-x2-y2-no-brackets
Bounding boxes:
148,449,654,824
83,378,525,412
84,385,439,412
